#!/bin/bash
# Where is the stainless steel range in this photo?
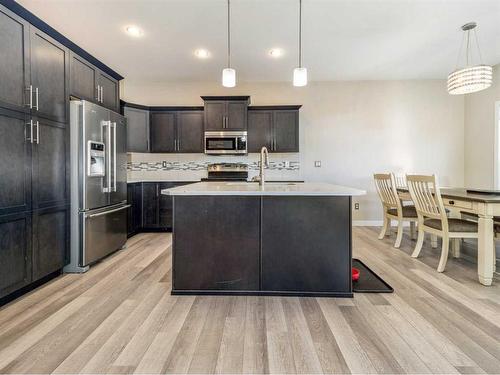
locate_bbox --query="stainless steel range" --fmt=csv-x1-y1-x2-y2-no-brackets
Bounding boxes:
65,100,129,273
202,163,249,181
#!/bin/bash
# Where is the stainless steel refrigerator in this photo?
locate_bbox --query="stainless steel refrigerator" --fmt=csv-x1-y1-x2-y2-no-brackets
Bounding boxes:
65,100,129,273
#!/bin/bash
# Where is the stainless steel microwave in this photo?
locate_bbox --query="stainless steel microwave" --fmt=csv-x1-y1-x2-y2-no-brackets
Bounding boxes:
204,131,247,155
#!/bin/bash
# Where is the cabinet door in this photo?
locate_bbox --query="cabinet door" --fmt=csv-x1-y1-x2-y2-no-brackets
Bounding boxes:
0,212,32,299
0,108,31,216
30,27,68,123
32,205,68,281
204,101,225,130
159,182,174,229
247,111,273,152
132,183,142,233
177,111,203,153
0,7,30,113
124,107,149,152
273,110,299,152
31,117,68,210
226,101,247,130
150,112,176,153
127,184,134,236
98,72,119,112
142,183,159,228
69,52,98,102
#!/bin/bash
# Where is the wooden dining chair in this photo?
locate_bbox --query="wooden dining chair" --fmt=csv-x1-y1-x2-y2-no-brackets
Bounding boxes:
407,174,479,272
374,173,418,248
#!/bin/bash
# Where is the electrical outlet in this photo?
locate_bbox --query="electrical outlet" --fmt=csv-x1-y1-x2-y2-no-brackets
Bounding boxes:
314,161,321,167
284,161,290,168
354,203,360,210
162,161,167,168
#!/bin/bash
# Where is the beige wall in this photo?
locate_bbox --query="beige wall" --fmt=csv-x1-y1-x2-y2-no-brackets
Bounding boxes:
122,79,465,223
464,64,500,189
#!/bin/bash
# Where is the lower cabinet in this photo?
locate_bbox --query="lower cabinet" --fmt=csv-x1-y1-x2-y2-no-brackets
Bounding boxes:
127,181,195,234
0,205,69,299
32,205,69,281
127,183,142,237
0,212,32,299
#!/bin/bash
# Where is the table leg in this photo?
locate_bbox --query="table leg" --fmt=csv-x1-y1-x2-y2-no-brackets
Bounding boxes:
478,215,494,286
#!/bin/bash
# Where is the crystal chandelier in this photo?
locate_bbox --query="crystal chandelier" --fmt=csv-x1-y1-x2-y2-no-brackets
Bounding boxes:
447,22,492,95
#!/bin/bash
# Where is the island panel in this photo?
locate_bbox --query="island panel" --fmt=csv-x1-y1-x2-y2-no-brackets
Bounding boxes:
172,195,260,292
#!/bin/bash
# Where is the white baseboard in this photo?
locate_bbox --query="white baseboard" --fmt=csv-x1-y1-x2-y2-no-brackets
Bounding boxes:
353,220,412,227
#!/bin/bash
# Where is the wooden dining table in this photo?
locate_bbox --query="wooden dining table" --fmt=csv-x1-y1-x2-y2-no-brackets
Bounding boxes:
398,188,498,286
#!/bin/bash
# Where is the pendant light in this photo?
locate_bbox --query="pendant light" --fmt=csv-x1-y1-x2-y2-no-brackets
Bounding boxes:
222,0,236,87
447,22,492,95
293,0,307,86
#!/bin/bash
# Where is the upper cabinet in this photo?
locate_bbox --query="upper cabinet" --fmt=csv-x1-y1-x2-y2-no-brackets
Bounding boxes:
124,106,150,153
248,106,300,153
0,7,30,114
30,28,68,123
202,96,249,131
149,109,204,153
70,53,120,112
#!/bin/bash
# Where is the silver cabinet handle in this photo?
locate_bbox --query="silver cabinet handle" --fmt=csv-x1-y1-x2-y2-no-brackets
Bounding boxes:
25,85,33,108
101,86,104,103
35,120,40,144
26,119,33,143
35,87,39,111
156,184,159,197
177,138,181,152
96,85,100,102
87,204,131,218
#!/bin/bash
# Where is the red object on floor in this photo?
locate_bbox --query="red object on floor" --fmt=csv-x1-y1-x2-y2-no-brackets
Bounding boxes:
352,267,360,282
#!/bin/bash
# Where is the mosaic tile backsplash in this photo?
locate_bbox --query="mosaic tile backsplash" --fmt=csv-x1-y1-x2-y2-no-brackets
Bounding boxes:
127,153,302,182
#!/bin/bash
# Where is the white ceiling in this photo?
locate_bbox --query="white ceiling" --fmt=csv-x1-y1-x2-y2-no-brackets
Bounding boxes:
18,0,500,82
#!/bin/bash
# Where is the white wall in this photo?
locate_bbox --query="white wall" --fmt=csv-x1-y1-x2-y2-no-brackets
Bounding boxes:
464,64,500,189
122,79,465,223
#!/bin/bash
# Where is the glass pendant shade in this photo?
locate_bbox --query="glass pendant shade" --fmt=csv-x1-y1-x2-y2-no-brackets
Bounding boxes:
447,65,492,95
293,67,307,87
222,68,236,88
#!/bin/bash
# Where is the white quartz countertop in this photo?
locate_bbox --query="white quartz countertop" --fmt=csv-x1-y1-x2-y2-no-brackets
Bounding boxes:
161,181,366,196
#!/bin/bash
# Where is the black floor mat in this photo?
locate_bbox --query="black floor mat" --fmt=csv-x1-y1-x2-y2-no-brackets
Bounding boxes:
352,258,393,293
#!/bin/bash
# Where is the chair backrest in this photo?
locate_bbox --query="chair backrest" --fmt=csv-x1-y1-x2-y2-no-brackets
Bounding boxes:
406,174,448,223
394,175,407,189
374,173,400,209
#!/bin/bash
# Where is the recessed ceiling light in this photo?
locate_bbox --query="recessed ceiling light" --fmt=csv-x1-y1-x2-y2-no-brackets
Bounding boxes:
125,25,143,37
194,49,210,59
269,48,284,58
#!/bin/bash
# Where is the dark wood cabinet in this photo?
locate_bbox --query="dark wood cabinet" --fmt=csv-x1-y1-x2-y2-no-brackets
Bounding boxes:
31,117,68,210
127,183,142,237
150,110,204,153
30,27,68,124
69,52,98,103
247,110,273,152
0,212,32,299
97,71,119,112
177,111,204,153
0,7,30,114
159,182,174,229
142,182,159,229
0,108,31,216
248,107,300,153
70,53,119,112
150,112,176,153
124,106,150,152
203,97,249,131
32,205,68,281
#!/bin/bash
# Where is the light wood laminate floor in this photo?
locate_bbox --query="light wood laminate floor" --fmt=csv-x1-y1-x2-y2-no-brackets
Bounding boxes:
0,228,499,374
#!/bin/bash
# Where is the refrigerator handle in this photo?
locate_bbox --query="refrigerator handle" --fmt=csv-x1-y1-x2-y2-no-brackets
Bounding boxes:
113,122,117,192
102,121,112,193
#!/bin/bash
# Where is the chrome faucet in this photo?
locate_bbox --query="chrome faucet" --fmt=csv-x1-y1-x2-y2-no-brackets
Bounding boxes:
258,146,269,186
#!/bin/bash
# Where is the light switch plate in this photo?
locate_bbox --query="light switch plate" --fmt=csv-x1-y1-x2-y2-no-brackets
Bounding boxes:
314,161,321,167
162,161,167,168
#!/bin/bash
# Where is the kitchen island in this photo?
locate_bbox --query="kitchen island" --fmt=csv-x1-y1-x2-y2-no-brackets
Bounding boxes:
162,182,365,297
